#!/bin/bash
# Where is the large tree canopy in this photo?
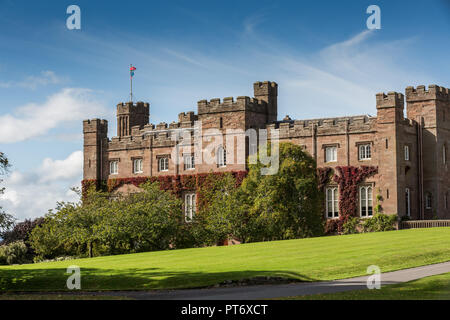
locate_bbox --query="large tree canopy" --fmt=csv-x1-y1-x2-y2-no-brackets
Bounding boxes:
238,142,324,241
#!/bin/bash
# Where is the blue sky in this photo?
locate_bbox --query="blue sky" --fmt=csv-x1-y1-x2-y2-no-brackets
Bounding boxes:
0,0,449,220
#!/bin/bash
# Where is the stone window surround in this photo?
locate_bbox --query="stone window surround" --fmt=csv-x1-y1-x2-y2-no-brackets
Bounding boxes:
322,143,340,163
109,159,119,175
184,192,196,222
359,184,374,218
404,144,411,161
325,186,339,219
356,141,373,161
183,153,195,171
132,157,143,174
157,154,170,172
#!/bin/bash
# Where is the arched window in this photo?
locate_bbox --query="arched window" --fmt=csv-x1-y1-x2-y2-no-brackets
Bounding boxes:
158,157,169,172
359,144,371,160
217,146,226,167
326,187,339,218
184,193,196,222
360,186,373,217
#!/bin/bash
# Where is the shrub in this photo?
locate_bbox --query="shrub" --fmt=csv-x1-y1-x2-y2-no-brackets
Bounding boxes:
362,213,398,232
342,217,361,235
0,241,29,265
324,219,339,235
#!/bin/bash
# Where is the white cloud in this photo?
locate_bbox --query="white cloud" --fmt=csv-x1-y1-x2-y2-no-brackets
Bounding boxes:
39,151,83,183
1,151,82,221
0,70,66,90
0,88,107,143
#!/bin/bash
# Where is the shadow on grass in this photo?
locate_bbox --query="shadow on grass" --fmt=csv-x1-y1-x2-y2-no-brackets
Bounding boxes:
0,267,316,292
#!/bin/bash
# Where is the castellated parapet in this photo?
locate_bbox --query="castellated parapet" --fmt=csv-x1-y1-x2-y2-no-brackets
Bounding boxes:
267,115,376,140
83,118,108,135
406,85,450,102
376,92,405,109
197,96,268,115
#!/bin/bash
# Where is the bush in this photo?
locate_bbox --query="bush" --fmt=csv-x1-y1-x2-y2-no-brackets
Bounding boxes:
324,219,339,235
342,217,361,235
362,213,398,232
0,241,29,265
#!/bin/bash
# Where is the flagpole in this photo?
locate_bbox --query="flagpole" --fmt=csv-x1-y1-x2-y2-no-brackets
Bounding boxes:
130,64,133,102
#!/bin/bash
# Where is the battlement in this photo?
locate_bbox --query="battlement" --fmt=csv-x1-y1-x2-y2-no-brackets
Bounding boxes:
253,81,278,97
376,92,405,109
405,85,450,102
178,111,197,123
267,115,375,139
197,96,267,115
117,101,150,114
83,118,108,134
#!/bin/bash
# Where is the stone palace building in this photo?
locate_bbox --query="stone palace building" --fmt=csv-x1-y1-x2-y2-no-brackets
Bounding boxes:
83,81,450,221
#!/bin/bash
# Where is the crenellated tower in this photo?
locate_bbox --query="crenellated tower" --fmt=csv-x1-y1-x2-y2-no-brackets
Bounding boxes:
406,85,450,218
253,81,278,123
117,101,150,136
83,119,108,181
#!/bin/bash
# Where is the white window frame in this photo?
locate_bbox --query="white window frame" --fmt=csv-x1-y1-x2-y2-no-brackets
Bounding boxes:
405,188,410,217
217,146,226,167
360,186,373,217
183,154,195,171
158,157,169,172
405,145,410,161
109,160,118,175
359,144,372,160
326,187,339,218
184,193,196,222
133,158,143,174
325,146,337,163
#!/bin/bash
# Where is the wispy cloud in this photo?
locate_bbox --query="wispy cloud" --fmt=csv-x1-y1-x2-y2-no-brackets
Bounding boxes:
0,88,108,143
2,151,82,220
0,70,67,90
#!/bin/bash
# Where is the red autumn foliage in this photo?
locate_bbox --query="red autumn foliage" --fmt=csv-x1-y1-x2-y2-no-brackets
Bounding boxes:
333,166,378,232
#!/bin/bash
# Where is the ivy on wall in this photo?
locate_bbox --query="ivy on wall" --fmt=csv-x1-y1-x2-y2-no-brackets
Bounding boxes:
333,166,378,232
81,171,247,199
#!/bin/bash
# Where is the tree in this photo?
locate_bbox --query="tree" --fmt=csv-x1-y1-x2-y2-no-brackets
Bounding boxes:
0,152,15,235
30,181,183,260
238,142,324,241
195,173,245,245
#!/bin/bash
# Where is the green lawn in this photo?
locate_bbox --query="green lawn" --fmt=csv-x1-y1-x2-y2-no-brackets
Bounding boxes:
0,227,449,292
282,272,450,300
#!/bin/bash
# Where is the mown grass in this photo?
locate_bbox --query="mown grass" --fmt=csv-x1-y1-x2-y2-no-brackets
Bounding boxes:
0,227,449,292
283,272,450,300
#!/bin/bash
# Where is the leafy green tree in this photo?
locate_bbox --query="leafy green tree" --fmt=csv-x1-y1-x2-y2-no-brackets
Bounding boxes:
30,181,183,260
239,142,324,241
195,173,245,245
0,152,15,235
